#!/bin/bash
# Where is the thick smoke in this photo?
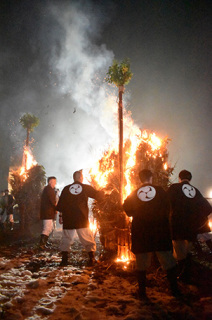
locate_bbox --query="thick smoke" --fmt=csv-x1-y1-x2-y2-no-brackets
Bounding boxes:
36,2,120,188
0,1,118,188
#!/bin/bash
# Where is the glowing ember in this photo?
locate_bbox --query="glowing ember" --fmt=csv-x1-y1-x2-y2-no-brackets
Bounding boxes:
116,253,135,269
163,162,168,170
89,220,98,234
116,256,130,263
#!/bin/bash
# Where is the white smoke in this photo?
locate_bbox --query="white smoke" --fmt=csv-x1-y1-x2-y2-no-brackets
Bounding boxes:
36,2,120,187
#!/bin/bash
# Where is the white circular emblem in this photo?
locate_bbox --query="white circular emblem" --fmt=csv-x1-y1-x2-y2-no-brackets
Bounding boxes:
69,184,82,195
182,184,196,198
137,186,156,202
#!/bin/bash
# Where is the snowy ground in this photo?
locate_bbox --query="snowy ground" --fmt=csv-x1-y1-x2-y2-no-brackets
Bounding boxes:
0,229,211,320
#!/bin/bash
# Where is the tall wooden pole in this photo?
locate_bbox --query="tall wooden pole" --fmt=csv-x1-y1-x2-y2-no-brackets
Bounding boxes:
25,129,30,171
118,85,124,204
26,129,29,147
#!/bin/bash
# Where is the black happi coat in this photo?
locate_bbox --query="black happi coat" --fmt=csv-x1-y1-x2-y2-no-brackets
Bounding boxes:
123,184,172,254
56,182,101,229
40,185,57,220
3,194,14,215
167,182,212,241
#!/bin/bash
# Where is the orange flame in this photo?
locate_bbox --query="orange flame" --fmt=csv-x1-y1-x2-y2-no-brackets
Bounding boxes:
19,146,37,180
89,220,98,234
90,129,166,200
163,162,168,170
116,256,130,263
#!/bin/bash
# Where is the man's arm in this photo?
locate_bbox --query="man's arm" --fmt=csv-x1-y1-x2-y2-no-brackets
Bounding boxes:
9,195,14,206
47,187,56,208
56,188,66,212
123,195,136,217
86,185,105,201
198,195,212,217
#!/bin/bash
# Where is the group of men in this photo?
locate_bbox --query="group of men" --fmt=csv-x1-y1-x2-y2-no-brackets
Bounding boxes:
39,169,212,299
124,169,211,298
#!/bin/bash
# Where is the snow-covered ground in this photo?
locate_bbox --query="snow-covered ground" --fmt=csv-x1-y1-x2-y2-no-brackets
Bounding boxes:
0,229,211,320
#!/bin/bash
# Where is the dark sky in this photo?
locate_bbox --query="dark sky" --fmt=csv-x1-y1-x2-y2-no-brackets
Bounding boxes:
0,0,211,196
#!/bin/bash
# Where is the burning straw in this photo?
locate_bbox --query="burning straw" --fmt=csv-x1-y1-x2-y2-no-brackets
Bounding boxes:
90,129,174,262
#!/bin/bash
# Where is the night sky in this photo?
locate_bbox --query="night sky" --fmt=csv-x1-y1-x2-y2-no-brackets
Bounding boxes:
0,0,211,196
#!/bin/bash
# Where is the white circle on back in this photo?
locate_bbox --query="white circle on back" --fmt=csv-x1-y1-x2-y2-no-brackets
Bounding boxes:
69,184,82,195
182,184,196,198
137,186,156,202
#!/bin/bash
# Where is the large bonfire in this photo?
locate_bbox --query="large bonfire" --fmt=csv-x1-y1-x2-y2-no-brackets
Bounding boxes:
10,145,45,234
90,127,174,260
89,60,174,260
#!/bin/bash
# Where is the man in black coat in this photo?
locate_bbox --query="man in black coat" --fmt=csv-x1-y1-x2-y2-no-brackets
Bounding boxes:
167,170,212,282
39,176,57,249
57,170,104,266
123,169,180,298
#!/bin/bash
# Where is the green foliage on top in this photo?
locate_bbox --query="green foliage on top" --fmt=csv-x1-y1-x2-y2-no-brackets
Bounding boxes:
19,113,40,132
106,58,133,87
